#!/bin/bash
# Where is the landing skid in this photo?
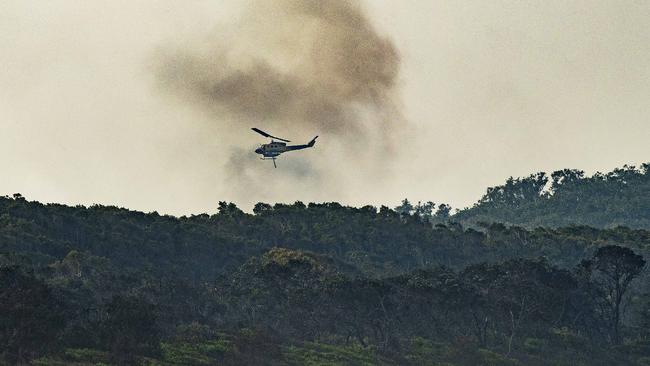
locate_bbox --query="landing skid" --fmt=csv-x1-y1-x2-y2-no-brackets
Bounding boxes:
261,157,278,168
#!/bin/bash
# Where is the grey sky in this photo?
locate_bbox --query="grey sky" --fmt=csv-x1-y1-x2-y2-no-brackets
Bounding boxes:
1,1,649,215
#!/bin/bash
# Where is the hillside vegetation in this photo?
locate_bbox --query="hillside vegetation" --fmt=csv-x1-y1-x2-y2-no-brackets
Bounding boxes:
454,164,650,229
1,190,650,365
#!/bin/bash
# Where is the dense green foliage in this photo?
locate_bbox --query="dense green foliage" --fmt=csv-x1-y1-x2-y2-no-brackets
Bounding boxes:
455,164,650,229
1,192,649,365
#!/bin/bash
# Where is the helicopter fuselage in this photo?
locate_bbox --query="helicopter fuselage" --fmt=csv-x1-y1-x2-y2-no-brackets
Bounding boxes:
255,141,288,158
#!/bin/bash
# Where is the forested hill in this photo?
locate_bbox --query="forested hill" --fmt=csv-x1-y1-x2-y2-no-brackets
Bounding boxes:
1,195,650,365
3,193,650,278
454,163,650,229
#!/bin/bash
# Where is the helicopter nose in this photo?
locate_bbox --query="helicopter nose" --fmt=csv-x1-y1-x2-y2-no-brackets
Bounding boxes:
255,148,262,154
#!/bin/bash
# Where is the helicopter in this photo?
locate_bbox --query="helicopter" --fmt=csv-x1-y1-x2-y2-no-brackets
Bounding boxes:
252,128,318,168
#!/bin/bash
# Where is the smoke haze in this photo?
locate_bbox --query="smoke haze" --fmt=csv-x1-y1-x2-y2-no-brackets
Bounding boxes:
1,1,650,215
158,0,400,135
156,0,404,205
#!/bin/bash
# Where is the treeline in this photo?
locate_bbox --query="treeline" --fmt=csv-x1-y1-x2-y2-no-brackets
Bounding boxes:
455,163,650,229
4,194,650,278
1,195,650,365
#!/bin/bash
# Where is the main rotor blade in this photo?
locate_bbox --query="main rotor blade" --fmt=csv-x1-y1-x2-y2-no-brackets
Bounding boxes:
251,128,290,142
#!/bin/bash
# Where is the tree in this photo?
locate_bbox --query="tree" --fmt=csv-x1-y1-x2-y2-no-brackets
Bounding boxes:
0,265,64,364
637,294,650,341
414,201,435,222
217,201,244,217
101,295,161,364
395,199,414,218
253,202,273,215
580,245,646,344
435,203,452,220
461,258,576,351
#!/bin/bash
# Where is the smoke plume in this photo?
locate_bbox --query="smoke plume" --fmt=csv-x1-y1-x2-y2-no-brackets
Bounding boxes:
155,0,403,207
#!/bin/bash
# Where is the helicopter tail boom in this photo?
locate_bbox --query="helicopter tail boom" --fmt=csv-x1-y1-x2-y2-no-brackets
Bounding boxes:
286,136,318,151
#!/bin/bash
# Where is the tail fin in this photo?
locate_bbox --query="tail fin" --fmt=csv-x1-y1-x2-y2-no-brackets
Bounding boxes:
308,136,318,147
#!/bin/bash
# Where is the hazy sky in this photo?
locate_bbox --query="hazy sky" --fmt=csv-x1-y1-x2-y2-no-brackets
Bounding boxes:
1,1,649,215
